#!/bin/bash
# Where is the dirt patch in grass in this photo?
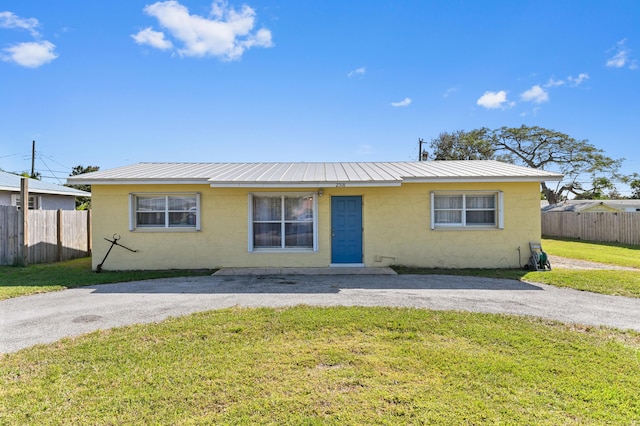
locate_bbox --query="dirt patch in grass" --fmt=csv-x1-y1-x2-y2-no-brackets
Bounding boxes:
549,255,639,270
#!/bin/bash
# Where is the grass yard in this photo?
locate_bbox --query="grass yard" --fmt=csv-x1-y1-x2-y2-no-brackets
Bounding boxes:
2,306,639,425
542,238,640,269
521,269,640,298
0,257,215,301
394,237,640,298
391,267,640,298
1,238,639,300
2,240,639,423
2,238,640,300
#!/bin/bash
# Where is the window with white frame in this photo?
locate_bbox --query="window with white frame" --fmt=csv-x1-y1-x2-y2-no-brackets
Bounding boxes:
11,194,40,210
129,193,200,230
431,192,503,229
249,193,317,251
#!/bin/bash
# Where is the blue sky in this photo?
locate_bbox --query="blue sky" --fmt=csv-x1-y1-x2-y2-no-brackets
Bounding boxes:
1,1,638,194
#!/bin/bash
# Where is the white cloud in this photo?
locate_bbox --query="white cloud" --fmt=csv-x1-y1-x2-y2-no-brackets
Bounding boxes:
131,27,173,50
391,97,412,107
606,39,638,69
476,90,510,109
443,87,457,98
2,41,58,68
347,67,365,77
0,11,58,68
133,0,273,61
477,71,588,111
520,85,549,104
607,51,627,68
568,72,589,86
0,11,40,37
544,77,565,88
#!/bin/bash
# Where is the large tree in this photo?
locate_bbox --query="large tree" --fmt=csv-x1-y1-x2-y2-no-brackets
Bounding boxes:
488,126,622,204
429,128,493,160
20,171,41,180
66,165,99,209
429,125,623,204
623,173,640,199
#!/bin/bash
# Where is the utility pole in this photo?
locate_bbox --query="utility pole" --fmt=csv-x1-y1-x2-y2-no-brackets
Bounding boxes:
19,177,29,265
31,140,36,179
418,138,428,161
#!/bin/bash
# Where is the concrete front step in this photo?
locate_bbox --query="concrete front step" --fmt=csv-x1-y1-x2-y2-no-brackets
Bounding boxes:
213,267,397,276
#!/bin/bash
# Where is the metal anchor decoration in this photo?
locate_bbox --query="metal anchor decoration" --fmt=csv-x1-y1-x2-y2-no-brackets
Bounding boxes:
96,234,138,272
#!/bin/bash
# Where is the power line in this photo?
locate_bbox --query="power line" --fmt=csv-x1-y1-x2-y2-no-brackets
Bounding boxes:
2,142,75,183
37,156,65,184
38,152,73,170
0,153,29,159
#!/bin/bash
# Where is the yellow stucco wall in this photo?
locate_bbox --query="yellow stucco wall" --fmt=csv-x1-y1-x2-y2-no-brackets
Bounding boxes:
90,181,542,270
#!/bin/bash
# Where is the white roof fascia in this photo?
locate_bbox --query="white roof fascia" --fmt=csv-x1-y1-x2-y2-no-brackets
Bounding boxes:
0,185,90,196
67,179,211,185
74,177,557,186
209,181,402,188
404,176,563,183
30,189,91,196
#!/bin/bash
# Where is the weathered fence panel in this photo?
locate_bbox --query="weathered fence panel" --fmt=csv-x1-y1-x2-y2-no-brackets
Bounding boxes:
0,206,91,265
59,209,91,261
28,210,57,264
0,206,20,265
542,211,640,245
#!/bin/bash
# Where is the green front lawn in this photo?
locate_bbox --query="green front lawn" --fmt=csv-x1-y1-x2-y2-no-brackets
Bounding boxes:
0,257,215,301
2,306,639,424
542,237,640,268
2,240,639,423
2,237,639,300
393,238,640,298
390,267,640,299
522,269,640,297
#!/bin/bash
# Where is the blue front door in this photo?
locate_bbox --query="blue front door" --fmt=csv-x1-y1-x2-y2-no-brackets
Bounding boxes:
331,196,363,264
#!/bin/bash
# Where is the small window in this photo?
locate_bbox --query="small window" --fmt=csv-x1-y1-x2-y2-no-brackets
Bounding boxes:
249,193,317,251
130,193,200,231
431,192,503,229
11,194,40,210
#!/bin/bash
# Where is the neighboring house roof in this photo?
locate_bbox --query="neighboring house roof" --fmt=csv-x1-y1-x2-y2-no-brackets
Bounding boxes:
0,170,90,197
67,160,563,188
542,200,640,212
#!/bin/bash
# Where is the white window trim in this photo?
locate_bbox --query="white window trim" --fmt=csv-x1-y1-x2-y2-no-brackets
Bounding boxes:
129,192,201,232
11,194,41,210
430,191,503,230
248,192,319,253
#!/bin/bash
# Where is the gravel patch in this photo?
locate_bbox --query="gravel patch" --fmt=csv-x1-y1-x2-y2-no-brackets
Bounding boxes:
548,255,639,270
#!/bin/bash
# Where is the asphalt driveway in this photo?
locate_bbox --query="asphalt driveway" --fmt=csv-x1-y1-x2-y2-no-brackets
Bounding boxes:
2,273,640,353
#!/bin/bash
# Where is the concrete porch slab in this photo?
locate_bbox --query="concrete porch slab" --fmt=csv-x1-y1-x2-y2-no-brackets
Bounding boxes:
213,267,397,276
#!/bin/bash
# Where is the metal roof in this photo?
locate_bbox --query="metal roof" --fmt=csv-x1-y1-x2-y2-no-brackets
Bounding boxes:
0,171,90,196
66,161,563,187
543,200,640,212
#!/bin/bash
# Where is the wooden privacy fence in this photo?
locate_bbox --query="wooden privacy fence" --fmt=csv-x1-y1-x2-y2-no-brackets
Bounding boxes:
542,211,640,245
0,206,92,265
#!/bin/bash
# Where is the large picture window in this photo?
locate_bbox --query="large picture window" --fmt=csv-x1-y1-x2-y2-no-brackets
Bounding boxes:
431,192,503,229
129,193,200,231
249,193,317,251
